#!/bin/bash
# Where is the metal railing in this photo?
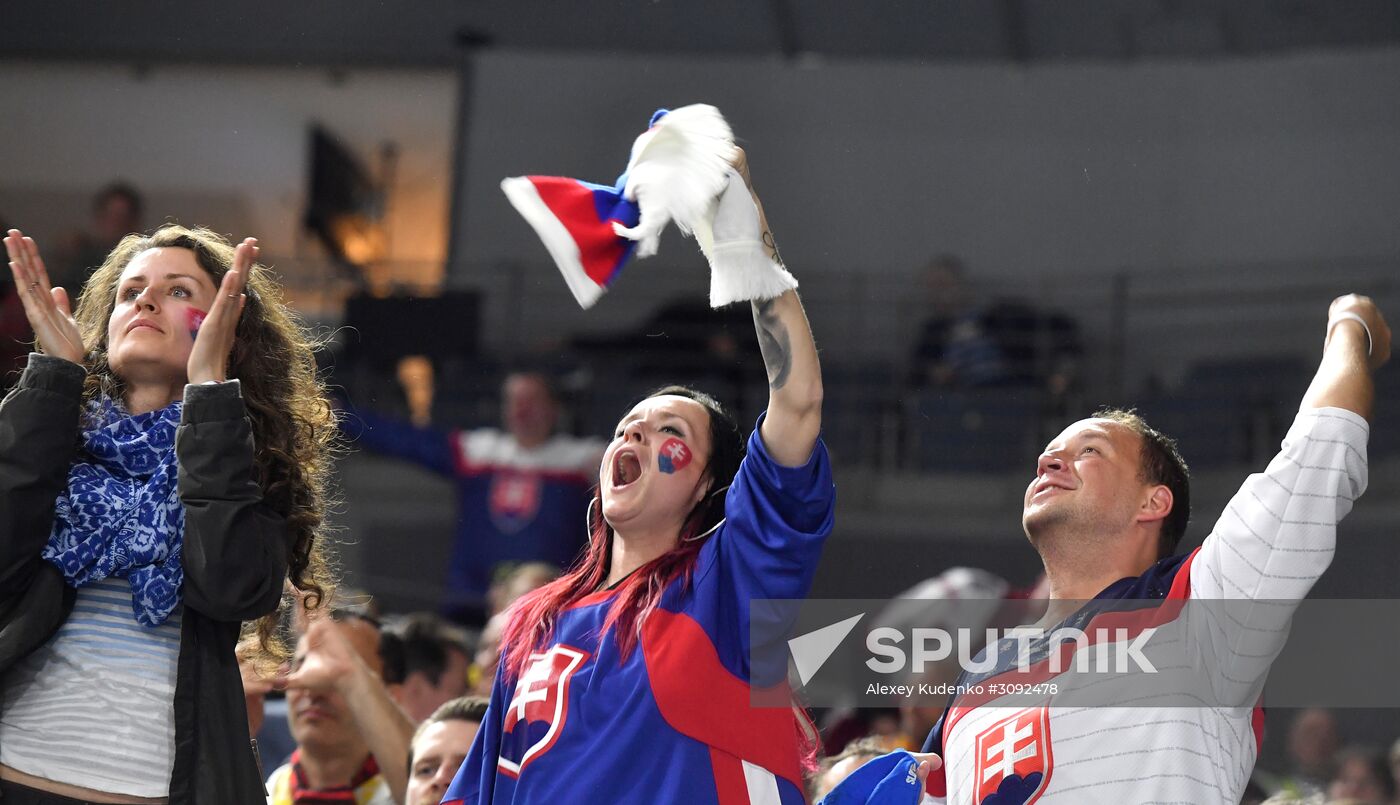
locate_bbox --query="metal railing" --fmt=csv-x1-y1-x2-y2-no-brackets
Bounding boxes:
273,254,1400,471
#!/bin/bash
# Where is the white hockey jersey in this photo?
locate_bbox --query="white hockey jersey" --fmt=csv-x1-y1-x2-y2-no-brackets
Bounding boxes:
920,407,1369,804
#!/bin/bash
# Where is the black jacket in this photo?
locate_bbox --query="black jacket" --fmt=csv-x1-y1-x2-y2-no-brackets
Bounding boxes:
0,355,291,803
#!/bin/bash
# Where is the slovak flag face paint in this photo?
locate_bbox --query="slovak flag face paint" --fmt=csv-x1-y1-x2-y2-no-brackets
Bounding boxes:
186,308,207,341
657,438,693,474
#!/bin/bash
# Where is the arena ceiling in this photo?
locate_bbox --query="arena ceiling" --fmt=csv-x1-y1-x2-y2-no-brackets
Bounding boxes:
6,0,1400,67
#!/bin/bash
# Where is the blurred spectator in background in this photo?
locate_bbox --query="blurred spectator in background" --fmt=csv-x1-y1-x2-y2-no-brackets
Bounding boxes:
468,610,508,697
55,181,144,291
809,736,890,802
908,254,1081,397
0,215,30,389
1284,708,1342,794
1390,738,1400,801
407,696,489,805
487,560,561,618
1255,792,1322,805
381,612,473,722
342,370,604,624
259,590,381,769
269,611,415,805
1327,746,1396,804
820,567,1047,754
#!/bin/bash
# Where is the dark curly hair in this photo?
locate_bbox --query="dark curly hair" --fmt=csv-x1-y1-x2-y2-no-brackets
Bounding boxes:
65,224,337,658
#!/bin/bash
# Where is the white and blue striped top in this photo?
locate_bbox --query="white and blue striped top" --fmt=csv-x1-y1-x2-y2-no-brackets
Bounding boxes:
0,576,181,798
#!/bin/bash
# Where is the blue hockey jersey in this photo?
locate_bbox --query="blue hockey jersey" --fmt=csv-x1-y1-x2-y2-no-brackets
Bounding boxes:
445,419,835,804
344,406,603,618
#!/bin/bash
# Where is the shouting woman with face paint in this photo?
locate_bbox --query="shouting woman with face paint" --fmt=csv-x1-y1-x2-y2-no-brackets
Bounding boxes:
0,226,336,804
445,150,833,805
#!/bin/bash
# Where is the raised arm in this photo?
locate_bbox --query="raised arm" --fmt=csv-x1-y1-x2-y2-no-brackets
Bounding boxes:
0,231,88,586
1301,294,1391,419
732,153,823,466
1186,296,1386,704
284,618,417,804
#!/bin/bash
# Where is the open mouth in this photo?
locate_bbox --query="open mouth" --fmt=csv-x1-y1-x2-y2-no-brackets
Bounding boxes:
613,451,642,488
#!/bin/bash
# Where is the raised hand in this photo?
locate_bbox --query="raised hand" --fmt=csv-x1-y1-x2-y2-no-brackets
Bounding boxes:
705,149,799,309
186,237,254,384
1325,293,1391,371
1304,293,1390,419
4,229,86,365
281,617,367,694
912,752,943,792
729,147,780,264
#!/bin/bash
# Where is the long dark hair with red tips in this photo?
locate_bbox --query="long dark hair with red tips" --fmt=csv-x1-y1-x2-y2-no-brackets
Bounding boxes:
502,385,743,677
499,384,821,774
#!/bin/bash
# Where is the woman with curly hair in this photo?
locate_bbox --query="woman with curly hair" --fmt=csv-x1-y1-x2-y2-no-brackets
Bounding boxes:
447,151,832,804
0,225,336,804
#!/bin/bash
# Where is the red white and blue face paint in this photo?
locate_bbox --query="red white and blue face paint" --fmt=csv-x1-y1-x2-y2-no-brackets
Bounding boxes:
657,438,693,474
186,308,207,342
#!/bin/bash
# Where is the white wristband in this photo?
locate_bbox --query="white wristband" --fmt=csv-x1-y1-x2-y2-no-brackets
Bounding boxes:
1327,312,1373,356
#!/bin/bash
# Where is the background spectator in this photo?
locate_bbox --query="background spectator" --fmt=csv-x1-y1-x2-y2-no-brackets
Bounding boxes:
1327,746,1396,804
269,611,415,805
1286,708,1343,794
486,561,561,619
908,254,1081,395
1389,738,1400,802
54,182,144,292
467,610,508,697
342,370,603,624
381,612,473,723
407,696,490,805
809,736,891,802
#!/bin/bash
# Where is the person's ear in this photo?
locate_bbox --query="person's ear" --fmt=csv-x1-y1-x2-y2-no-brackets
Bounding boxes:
1139,485,1173,525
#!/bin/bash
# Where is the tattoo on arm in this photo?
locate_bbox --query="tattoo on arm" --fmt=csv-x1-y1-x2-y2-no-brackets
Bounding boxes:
762,230,783,266
752,298,792,391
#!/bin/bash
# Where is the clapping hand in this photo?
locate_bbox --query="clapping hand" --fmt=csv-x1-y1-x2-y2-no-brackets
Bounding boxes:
4,230,85,365
186,237,255,385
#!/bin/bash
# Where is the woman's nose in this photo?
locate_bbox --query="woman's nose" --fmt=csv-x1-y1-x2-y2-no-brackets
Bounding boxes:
623,420,647,442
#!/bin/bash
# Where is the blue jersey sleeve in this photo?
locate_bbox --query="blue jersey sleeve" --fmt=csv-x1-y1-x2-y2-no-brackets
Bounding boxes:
445,661,510,804
691,413,835,681
338,400,457,477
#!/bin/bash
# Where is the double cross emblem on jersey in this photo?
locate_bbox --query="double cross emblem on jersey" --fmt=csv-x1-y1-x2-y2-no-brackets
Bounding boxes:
488,470,543,530
973,707,1053,804
498,644,591,778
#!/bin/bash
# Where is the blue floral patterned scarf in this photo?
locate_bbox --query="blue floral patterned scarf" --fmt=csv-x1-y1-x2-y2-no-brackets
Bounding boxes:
43,395,185,627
